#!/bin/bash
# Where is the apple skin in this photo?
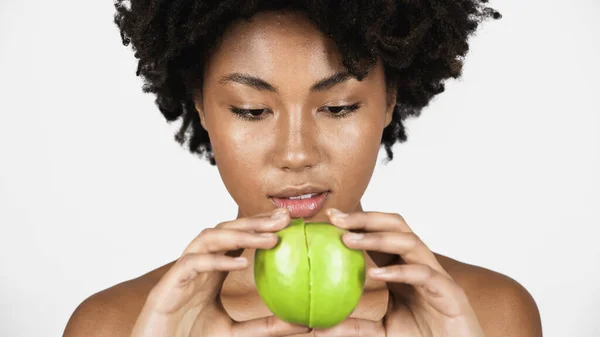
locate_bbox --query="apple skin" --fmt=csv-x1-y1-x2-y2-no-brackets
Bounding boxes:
253,218,366,329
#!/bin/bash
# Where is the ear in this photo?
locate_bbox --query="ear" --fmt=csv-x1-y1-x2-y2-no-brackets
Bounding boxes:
384,89,397,128
193,90,208,131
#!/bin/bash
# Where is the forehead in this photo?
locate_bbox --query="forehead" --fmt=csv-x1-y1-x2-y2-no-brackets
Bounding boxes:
204,10,347,83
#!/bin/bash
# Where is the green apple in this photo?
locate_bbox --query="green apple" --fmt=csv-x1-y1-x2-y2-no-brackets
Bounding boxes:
253,218,366,329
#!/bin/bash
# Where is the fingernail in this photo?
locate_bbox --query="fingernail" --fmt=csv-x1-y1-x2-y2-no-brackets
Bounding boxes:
369,267,387,275
271,208,288,219
234,257,248,264
328,208,348,218
345,232,363,241
259,233,276,238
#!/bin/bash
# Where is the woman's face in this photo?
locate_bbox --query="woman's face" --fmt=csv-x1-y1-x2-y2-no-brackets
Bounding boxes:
195,10,396,222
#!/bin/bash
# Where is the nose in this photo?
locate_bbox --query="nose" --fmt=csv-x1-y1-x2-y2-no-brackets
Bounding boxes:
272,108,321,172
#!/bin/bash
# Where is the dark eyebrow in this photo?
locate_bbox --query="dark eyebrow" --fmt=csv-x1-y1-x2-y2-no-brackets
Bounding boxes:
218,71,352,94
311,72,353,92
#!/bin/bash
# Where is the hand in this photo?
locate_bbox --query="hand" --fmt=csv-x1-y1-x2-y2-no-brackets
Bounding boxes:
130,208,311,337
313,209,485,337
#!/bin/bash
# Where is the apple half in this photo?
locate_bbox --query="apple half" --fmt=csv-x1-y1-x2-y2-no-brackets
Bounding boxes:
253,218,366,329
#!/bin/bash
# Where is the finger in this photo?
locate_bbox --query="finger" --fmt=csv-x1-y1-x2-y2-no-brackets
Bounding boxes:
367,263,468,317
169,253,249,287
327,210,443,271
326,209,412,233
313,317,384,337
148,253,249,314
182,208,290,256
231,315,311,337
342,231,444,273
182,228,280,255
216,208,290,232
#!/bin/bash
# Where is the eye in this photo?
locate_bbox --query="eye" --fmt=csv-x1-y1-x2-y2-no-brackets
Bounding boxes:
320,103,362,119
229,106,269,121
228,102,362,121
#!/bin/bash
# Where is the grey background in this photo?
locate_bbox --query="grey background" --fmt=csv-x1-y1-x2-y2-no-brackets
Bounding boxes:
0,0,599,336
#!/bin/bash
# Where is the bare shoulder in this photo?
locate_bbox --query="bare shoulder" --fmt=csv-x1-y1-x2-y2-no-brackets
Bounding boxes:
435,253,543,337
62,261,175,337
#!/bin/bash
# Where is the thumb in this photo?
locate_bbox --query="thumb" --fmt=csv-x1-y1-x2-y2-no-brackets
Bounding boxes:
231,315,312,337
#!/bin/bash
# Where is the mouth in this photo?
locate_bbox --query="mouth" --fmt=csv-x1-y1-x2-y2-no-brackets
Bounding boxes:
269,186,330,218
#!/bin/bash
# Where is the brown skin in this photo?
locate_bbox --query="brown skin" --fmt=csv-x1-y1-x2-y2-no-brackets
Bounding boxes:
197,10,391,223
63,10,543,337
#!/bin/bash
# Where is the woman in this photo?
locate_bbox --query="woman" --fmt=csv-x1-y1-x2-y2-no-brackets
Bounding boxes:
64,1,542,336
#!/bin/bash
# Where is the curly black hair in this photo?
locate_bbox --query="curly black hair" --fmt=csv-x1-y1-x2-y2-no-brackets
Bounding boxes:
113,0,501,166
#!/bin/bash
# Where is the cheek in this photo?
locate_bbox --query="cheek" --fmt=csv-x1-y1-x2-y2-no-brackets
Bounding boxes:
328,116,382,166
208,117,269,210
325,115,383,198
206,105,268,168
212,122,266,167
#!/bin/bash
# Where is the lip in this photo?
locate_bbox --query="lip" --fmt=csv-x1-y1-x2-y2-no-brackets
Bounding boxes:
270,184,329,198
270,191,330,218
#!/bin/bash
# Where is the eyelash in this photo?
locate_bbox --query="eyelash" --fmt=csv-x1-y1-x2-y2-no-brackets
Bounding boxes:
229,103,362,122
